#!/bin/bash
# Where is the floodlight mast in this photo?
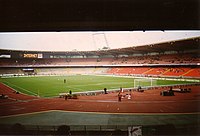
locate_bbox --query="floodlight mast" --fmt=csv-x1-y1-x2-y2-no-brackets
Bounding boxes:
103,33,110,49
92,32,110,50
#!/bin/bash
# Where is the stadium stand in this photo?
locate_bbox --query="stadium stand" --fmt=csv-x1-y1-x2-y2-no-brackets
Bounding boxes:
0,68,23,75
183,68,200,78
0,53,199,67
0,37,199,81
0,51,200,78
106,67,200,78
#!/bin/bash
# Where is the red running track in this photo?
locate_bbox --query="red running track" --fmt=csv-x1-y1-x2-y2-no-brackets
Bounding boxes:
0,83,200,116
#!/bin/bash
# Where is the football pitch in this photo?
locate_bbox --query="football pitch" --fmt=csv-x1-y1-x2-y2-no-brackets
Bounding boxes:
0,75,195,97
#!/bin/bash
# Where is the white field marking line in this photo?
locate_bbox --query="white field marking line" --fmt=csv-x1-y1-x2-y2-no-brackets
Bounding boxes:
2,81,38,96
66,85,83,91
69,81,131,87
65,84,124,93
65,82,132,93
0,110,199,119
52,83,122,97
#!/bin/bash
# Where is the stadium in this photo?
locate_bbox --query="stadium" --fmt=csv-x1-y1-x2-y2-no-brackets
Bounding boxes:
0,31,200,135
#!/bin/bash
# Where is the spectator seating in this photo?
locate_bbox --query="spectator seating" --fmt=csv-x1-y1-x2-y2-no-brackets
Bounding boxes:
106,67,200,78
0,53,199,67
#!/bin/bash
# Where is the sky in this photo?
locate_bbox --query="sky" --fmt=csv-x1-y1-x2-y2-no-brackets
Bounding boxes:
0,31,200,51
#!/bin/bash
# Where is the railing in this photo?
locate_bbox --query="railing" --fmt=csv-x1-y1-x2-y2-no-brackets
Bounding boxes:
0,123,199,135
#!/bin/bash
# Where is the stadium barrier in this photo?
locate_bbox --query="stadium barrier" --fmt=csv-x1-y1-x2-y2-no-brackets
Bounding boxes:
0,123,199,135
62,83,200,97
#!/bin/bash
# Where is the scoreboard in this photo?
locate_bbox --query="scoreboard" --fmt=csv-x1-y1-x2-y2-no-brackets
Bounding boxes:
11,51,64,59
23,53,43,58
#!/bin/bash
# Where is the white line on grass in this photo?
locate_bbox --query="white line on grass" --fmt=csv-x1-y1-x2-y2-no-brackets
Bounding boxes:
65,81,131,93
3,81,38,96
69,81,130,87
66,86,83,91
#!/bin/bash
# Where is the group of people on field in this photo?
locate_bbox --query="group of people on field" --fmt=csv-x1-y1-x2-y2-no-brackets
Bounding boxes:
118,87,132,102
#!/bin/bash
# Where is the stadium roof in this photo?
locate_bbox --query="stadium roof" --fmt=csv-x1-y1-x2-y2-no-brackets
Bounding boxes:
0,36,199,57
0,0,199,31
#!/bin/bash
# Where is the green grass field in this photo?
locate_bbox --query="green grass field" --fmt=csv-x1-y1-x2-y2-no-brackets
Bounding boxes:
0,75,195,97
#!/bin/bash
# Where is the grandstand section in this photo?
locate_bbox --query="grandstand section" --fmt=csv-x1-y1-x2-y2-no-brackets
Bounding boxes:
0,53,199,67
107,67,200,78
35,67,107,75
1,66,200,79
0,38,199,78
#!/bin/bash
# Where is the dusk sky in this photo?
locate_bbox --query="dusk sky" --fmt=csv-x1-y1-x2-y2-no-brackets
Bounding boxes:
0,31,200,51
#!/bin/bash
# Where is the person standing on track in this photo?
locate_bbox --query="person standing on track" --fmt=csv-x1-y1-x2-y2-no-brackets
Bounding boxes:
128,89,132,99
118,90,122,102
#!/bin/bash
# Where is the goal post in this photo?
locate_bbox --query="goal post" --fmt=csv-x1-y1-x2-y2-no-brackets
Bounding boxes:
134,78,157,88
